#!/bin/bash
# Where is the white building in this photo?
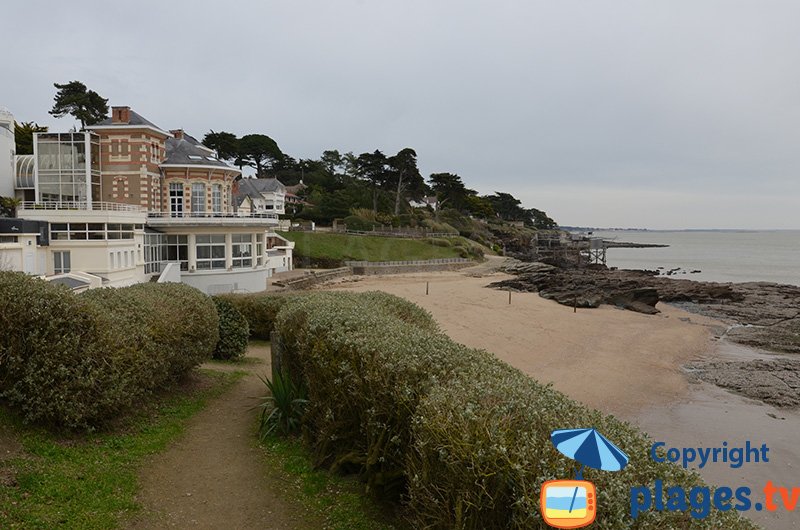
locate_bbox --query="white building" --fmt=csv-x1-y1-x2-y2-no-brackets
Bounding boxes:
0,107,15,199
235,177,286,216
0,105,293,293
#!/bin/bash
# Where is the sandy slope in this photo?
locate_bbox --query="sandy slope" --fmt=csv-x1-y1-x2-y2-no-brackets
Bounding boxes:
330,267,719,417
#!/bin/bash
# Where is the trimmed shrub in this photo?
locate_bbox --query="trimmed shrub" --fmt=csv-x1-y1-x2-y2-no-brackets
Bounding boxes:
0,272,108,428
86,282,219,379
212,296,249,360
429,238,452,247
0,273,218,429
342,215,375,232
217,292,303,340
271,291,754,529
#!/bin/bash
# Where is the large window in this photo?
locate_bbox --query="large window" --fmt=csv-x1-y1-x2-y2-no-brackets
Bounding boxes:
35,132,100,204
50,222,132,241
196,234,225,270
191,183,206,215
169,183,184,217
211,184,222,214
54,251,71,273
256,239,263,266
232,234,252,268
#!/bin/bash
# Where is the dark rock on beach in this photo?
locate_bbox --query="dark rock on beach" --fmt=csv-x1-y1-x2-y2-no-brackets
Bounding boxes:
493,259,800,354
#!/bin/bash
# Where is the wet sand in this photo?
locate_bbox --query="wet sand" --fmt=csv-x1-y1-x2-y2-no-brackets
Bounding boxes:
327,262,799,529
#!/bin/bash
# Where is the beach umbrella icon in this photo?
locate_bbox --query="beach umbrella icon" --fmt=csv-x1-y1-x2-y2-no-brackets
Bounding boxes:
551,428,629,478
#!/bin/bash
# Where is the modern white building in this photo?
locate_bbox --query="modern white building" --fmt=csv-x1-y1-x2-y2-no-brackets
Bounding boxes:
1,105,293,293
0,107,15,199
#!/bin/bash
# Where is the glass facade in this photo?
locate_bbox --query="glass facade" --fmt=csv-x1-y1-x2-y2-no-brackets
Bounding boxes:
144,233,188,273
35,132,101,204
196,234,225,270
50,222,135,241
231,234,252,268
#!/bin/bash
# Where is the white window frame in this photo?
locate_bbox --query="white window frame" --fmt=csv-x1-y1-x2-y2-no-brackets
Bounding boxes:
54,251,71,273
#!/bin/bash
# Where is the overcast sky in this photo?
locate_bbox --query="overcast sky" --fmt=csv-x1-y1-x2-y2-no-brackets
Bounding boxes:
3,1,799,229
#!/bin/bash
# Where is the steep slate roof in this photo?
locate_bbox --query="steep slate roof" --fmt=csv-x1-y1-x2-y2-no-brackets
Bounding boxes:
162,136,240,172
234,178,286,206
92,109,166,131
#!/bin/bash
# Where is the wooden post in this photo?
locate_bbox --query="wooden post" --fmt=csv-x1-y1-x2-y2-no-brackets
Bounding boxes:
574,295,577,313
426,281,429,295
508,290,512,304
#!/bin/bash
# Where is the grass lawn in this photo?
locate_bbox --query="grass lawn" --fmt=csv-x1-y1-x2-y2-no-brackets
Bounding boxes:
279,232,465,264
0,370,243,529
260,434,400,530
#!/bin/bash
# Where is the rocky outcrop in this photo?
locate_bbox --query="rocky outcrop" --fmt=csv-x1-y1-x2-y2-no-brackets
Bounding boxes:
493,260,800,354
685,358,800,408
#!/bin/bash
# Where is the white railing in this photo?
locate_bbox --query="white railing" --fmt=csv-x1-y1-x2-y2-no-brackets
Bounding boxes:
345,258,470,267
18,201,145,212
147,211,279,220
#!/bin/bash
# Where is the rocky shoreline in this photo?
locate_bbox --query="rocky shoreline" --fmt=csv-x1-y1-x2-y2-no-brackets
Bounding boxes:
490,259,800,408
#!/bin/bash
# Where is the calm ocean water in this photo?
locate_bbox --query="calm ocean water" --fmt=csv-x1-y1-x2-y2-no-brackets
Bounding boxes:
588,230,800,286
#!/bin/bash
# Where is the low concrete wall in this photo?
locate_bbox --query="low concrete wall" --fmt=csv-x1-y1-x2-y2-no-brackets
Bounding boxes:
273,267,352,289
346,258,472,276
181,267,271,294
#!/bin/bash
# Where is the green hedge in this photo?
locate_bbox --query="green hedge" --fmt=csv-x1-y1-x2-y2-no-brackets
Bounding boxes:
216,292,303,340
211,296,249,360
271,291,754,529
0,273,218,429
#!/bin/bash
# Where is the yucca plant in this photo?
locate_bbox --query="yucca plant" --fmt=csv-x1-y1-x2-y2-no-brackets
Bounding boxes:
256,370,307,439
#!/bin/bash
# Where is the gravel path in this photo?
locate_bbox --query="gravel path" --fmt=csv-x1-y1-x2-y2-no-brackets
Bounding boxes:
127,343,318,529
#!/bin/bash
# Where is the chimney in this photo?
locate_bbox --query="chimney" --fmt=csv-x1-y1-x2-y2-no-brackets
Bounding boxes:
170,129,184,140
112,106,131,124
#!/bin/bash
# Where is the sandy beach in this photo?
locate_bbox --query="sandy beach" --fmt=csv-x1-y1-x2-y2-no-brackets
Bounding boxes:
325,260,800,529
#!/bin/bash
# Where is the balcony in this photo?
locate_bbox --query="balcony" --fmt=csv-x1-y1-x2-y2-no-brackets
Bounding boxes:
146,211,280,227
18,201,145,212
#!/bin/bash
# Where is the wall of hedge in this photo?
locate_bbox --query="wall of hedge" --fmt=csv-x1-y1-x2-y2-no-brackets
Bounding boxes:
272,291,754,529
0,273,219,429
211,296,249,360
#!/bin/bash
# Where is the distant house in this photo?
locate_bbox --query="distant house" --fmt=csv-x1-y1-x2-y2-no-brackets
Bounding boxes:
409,196,438,211
234,177,286,216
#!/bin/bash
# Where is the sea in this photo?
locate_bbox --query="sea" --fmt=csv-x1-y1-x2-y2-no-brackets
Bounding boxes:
585,230,800,287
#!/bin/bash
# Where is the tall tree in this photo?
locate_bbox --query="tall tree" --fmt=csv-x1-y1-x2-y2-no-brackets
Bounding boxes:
320,149,343,174
14,121,48,155
202,130,240,162
238,134,283,177
485,192,527,221
356,150,390,212
526,208,558,229
388,148,423,215
49,81,109,127
429,172,474,211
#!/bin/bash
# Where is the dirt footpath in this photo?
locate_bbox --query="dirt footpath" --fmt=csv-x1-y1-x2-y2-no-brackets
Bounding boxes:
127,344,318,530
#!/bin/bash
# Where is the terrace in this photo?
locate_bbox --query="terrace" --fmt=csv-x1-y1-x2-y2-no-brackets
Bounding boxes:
146,211,280,227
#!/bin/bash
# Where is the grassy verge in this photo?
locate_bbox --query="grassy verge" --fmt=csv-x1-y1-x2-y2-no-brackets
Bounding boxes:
0,369,243,529
279,231,464,265
259,434,401,530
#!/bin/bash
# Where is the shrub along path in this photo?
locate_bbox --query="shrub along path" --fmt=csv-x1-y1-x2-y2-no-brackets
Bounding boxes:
127,343,318,529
